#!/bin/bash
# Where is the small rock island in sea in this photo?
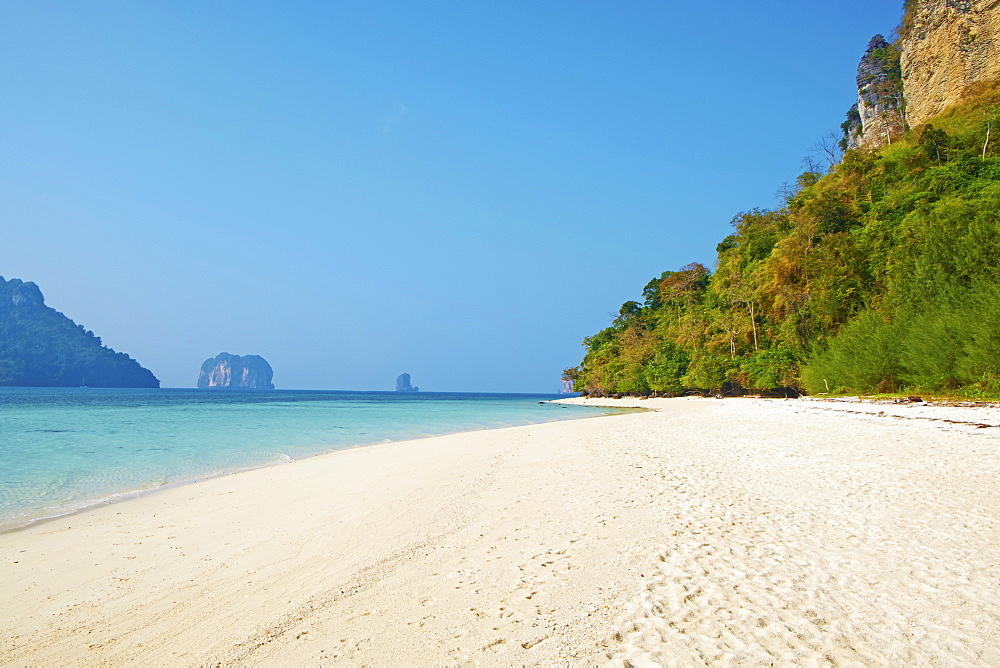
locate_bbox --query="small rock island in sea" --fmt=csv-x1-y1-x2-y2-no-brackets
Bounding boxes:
395,373,419,392
197,352,275,390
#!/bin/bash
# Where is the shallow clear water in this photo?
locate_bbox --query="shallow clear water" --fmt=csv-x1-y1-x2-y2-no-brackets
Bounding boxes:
0,388,614,530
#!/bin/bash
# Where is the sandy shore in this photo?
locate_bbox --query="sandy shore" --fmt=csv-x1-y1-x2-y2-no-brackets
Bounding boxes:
2,397,999,665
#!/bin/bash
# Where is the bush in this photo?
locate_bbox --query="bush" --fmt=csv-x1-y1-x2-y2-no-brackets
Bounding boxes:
742,348,798,390
643,342,689,395
801,310,902,393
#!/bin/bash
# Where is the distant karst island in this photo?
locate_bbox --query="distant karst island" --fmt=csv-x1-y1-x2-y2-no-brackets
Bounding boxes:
0,275,159,388
198,353,275,390
395,373,419,392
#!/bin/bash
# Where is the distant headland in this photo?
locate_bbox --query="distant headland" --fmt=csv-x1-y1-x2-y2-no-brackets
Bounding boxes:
198,353,274,390
0,276,159,388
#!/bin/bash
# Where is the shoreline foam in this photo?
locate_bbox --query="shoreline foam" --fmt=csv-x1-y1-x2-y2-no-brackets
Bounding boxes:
2,397,997,664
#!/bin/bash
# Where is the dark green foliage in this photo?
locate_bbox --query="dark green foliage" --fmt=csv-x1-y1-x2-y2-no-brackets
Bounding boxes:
800,311,902,394
841,105,862,151
716,235,738,255
742,348,798,390
644,342,690,395
920,125,951,164
681,353,734,395
959,285,1000,391
798,191,860,236
616,301,642,324
729,209,785,265
573,84,1000,398
0,277,159,388
867,44,901,83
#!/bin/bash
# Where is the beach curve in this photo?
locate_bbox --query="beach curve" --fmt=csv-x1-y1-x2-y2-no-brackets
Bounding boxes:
1,396,998,665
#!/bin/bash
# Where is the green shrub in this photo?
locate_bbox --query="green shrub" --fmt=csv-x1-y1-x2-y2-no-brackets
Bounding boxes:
801,310,902,393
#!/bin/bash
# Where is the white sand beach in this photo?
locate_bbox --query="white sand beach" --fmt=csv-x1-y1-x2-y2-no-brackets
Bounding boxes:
2,396,999,665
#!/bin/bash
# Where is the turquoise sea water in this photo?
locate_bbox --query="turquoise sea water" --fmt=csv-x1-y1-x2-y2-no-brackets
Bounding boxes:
0,388,615,531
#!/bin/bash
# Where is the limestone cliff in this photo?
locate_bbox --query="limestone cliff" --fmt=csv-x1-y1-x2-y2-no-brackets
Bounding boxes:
845,35,906,149
197,353,275,390
900,0,1000,127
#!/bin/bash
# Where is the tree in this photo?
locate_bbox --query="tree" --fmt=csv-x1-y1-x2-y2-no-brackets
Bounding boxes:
570,83,1000,398
811,131,844,170
920,125,950,165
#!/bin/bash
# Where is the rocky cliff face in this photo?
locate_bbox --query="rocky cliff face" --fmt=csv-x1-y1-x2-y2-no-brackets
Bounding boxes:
845,35,906,149
198,353,275,390
900,0,1000,127
8,280,44,307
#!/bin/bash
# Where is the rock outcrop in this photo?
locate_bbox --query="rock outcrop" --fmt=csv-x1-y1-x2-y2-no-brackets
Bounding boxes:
900,0,1000,128
844,35,906,149
0,275,160,387
395,373,419,392
842,2,1000,152
198,353,274,390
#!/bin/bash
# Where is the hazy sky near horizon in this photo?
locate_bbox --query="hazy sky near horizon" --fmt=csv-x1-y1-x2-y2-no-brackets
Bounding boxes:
2,1,905,392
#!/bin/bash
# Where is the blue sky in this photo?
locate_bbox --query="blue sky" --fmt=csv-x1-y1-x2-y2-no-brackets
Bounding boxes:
1,1,905,392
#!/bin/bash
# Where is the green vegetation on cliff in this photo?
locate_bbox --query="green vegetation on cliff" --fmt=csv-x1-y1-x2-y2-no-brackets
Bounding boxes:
566,84,1000,398
0,276,160,387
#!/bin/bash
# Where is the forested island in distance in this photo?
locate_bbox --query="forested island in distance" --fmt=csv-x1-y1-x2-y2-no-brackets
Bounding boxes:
566,1,1000,399
0,276,159,388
